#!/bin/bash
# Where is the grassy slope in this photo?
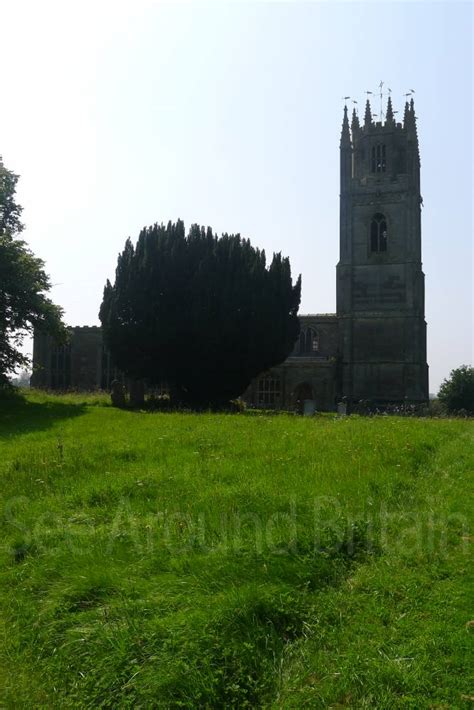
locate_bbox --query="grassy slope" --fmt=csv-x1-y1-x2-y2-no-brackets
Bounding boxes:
0,391,472,708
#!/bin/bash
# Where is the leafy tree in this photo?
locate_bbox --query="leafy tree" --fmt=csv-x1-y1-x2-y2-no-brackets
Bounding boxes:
100,220,301,406
0,156,65,387
438,365,474,415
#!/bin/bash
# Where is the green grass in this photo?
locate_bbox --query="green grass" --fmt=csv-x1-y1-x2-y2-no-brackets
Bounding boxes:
0,390,472,708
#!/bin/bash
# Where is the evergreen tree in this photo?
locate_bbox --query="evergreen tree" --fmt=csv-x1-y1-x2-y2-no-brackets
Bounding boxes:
100,220,301,406
0,157,65,387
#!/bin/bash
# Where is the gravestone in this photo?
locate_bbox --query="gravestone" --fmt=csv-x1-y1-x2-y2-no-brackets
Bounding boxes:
111,380,126,408
337,401,347,416
303,399,316,416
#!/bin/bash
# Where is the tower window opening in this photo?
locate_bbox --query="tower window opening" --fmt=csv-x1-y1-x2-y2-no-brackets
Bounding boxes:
370,213,388,253
371,144,386,173
298,327,320,355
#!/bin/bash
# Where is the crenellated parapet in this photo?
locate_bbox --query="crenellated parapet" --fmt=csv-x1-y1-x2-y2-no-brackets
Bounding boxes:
340,95,418,140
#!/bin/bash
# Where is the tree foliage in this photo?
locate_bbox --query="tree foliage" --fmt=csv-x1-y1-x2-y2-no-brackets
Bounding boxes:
0,156,65,386
0,159,24,237
438,365,474,415
100,220,301,406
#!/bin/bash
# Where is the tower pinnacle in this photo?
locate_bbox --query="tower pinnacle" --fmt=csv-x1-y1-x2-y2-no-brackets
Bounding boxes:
340,104,351,147
404,97,419,163
385,95,394,124
364,99,373,128
403,101,411,127
351,107,360,134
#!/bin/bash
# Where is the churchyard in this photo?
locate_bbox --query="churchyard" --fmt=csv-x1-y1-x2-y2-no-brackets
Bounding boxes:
0,390,472,707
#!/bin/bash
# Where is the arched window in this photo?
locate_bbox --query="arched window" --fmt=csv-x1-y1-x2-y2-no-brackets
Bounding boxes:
299,327,319,355
257,374,281,408
50,343,71,390
371,144,386,173
370,213,388,253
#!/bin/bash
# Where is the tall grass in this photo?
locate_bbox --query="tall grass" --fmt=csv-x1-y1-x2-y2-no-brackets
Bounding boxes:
0,392,472,707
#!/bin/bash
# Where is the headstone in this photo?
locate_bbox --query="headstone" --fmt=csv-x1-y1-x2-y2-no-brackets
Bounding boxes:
337,401,347,416
303,399,316,416
111,380,126,408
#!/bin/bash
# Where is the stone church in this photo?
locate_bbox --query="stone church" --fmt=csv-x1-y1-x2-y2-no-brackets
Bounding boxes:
31,96,429,410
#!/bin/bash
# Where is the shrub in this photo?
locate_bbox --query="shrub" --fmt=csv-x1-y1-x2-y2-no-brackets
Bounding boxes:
438,365,474,415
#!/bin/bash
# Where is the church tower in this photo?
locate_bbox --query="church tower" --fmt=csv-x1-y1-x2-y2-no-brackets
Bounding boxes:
337,96,428,404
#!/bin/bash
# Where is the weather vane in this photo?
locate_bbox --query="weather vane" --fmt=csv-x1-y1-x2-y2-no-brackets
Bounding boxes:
379,80,385,122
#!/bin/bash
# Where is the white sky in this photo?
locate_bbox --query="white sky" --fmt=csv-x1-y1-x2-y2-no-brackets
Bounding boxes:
1,0,472,392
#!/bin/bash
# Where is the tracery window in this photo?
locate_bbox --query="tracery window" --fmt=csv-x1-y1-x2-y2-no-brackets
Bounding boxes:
257,374,281,408
299,327,319,355
371,144,386,173
50,343,71,389
370,213,388,253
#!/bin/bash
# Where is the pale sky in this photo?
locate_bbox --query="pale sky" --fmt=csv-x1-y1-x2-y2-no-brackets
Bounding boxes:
1,0,472,392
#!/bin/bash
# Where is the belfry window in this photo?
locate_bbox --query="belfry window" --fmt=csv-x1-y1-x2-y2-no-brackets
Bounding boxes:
370,213,388,253
371,144,386,173
257,374,281,408
299,327,319,355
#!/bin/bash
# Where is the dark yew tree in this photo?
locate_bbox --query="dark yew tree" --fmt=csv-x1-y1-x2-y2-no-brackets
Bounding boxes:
100,220,301,406
0,156,65,387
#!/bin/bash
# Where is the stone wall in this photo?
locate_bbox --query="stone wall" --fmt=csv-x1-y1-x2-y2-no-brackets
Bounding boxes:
243,315,339,411
31,327,104,390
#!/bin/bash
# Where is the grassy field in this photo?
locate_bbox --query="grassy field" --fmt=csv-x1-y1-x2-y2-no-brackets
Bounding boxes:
0,391,472,708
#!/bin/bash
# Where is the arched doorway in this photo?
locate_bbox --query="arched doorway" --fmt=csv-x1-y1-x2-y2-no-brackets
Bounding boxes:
293,382,314,413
